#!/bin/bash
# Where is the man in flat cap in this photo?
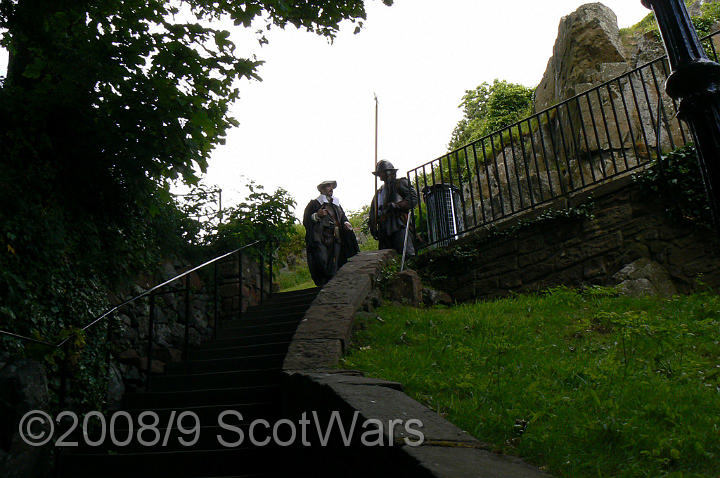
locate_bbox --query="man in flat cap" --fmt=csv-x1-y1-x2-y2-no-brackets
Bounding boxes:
303,180,359,287
370,160,418,256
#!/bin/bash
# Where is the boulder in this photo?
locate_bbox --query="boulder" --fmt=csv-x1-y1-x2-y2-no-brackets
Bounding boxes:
613,257,678,297
384,270,423,307
117,349,141,366
422,287,454,306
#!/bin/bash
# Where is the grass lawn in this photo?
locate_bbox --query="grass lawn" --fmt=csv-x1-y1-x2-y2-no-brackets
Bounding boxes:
281,278,316,292
277,236,379,292
342,287,720,477
277,264,314,292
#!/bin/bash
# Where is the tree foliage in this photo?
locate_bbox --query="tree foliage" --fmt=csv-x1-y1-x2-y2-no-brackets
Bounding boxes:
211,181,297,255
347,205,378,251
0,0,390,342
448,79,534,151
620,0,720,42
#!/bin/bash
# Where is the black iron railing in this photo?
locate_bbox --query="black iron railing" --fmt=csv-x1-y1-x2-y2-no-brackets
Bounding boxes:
0,240,275,405
409,29,720,249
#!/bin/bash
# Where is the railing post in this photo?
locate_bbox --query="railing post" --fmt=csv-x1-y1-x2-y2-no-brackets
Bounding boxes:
146,293,155,391
259,248,265,305
238,252,243,319
213,262,219,340
642,0,720,227
58,342,69,409
105,313,114,397
183,276,191,361
268,242,274,299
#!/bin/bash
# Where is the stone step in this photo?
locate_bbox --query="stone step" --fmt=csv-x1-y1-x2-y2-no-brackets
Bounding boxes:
151,369,282,391
58,286,320,478
239,298,309,315
224,289,318,314
65,420,287,453
247,294,317,309
125,384,281,409
217,306,308,326
127,401,280,424
59,446,295,477
188,342,290,360
226,290,318,312
191,331,295,350
267,288,319,300
165,353,286,374
212,321,302,339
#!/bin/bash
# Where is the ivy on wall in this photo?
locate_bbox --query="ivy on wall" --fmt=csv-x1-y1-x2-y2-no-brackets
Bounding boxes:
633,144,714,229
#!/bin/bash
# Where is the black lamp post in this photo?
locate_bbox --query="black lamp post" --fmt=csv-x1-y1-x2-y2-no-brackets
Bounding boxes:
642,0,720,226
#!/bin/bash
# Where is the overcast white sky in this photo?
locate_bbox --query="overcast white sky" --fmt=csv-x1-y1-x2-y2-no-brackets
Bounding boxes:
0,1,654,218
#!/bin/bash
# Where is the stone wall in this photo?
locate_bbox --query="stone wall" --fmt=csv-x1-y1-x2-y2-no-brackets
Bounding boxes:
414,175,720,301
110,253,269,398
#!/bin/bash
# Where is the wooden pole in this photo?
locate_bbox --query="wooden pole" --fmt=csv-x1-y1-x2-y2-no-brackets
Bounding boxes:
374,94,379,231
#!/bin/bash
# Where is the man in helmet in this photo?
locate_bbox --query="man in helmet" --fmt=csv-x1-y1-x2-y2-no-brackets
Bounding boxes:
303,180,360,287
369,160,418,256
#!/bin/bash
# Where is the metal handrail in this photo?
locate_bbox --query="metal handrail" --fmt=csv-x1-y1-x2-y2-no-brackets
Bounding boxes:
0,238,276,403
0,240,263,349
0,330,55,347
409,28,720,249
72,240,262,345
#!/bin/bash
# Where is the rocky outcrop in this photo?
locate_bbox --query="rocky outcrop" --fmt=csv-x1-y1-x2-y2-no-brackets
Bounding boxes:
688,0,716,16
535,3,628,111
536,1,720,109
429,2,720,238
456,2,708,227
533,2,683,161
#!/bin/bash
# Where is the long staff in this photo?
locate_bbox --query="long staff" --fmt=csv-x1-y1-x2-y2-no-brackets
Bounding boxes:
373,94,379,232
400,210,411,271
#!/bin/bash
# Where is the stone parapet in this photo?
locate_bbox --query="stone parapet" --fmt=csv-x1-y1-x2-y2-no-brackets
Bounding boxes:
282,250,549,477
283,250,396,371
283,371,549,478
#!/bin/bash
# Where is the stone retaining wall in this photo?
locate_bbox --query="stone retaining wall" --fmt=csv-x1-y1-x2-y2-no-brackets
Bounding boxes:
414,175,720,301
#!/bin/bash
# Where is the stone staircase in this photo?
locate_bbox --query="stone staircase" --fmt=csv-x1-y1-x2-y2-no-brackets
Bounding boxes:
58,287,320,478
